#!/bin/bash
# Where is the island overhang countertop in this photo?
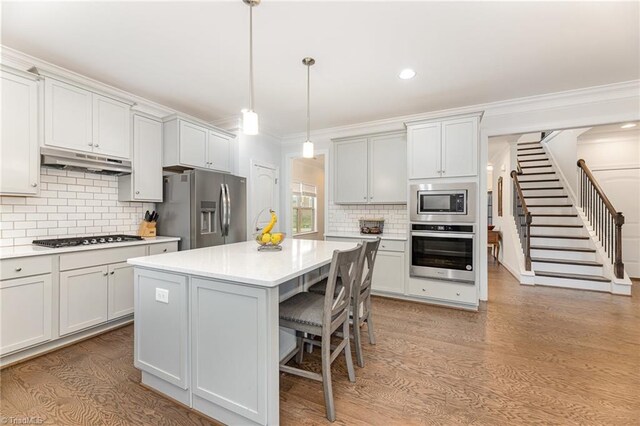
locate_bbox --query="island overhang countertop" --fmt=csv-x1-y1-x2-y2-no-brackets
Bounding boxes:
127,239,359,287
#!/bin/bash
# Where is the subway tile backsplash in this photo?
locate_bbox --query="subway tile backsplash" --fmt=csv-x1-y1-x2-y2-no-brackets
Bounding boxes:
327,203,408,234
0,167,154,247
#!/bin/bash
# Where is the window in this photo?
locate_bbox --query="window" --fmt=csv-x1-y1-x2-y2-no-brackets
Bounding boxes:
292,182,317,235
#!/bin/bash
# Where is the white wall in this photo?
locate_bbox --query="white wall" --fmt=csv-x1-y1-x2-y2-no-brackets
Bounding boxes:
577,127,640,278
544,128,590,197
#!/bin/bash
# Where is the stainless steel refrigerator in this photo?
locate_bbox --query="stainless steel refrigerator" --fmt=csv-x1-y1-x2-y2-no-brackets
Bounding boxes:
157,170,247,251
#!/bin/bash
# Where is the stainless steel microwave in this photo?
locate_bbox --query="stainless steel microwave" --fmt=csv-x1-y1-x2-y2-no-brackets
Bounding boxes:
410,182,476,223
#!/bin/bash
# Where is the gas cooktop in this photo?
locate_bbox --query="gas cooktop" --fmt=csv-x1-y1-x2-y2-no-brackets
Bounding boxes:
32,234,143,248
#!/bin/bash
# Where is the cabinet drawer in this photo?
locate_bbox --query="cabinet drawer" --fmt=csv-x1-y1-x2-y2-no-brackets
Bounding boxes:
378,240,405,252
148,242,178,256
60,246,147,271
0,256,52,280
407,278,476,305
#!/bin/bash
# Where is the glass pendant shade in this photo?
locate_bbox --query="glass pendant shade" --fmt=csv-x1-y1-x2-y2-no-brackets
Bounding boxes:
302,140,314,158
242,110,259,135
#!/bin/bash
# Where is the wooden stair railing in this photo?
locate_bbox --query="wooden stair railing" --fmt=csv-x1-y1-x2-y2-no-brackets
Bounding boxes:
510,170,532,271
577,159,625,279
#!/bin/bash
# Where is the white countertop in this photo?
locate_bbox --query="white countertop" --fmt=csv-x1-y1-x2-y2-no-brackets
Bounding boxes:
0,236,181,260
324,232,407,241
128,239,359,288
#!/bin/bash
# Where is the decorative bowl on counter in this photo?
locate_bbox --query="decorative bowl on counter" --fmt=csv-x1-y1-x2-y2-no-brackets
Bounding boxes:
254,232,286,251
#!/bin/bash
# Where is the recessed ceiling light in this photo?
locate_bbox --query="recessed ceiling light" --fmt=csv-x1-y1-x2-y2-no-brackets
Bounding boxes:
399,69,416,80
621,123,637,129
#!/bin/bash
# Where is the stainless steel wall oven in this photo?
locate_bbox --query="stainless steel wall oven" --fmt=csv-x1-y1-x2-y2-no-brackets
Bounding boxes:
410,224,475,282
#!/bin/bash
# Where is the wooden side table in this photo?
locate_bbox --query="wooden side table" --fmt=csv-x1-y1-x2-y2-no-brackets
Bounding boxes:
488,230,502,262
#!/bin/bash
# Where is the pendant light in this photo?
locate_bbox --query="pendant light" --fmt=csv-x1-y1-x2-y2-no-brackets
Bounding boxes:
302,57,315,158
242,0,260,135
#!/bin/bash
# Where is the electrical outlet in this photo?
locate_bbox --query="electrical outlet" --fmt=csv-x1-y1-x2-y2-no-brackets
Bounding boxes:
155,288,169,304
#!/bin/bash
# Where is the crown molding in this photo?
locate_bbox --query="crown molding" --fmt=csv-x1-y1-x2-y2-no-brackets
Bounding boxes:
282,80,640,144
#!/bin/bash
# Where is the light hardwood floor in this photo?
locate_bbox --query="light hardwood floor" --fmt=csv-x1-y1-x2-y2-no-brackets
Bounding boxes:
1,264,639,425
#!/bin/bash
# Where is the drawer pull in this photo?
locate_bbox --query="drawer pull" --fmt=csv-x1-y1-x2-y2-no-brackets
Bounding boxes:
110,271,115,275
422,288,426,292
15,267,22,272
456,292,460,296
103,272,109,276
163,249,167,252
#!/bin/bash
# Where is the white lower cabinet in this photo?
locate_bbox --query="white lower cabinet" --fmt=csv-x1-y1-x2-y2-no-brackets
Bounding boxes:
407,278,476,306
0,274,52,355
59,266,109,336
107,262,135,320
371,251,405,294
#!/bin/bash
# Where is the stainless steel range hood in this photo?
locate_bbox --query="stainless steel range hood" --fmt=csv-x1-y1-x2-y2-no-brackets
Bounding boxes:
41,147,131,175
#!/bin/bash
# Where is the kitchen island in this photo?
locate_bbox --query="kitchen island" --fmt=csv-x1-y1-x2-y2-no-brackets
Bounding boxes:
127,239,358,426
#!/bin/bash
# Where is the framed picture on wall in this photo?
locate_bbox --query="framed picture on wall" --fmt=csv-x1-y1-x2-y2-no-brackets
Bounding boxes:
498,177,503,217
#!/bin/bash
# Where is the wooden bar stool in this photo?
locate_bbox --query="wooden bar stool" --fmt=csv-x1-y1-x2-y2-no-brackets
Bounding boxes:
279,244,361,422
309,238,380,367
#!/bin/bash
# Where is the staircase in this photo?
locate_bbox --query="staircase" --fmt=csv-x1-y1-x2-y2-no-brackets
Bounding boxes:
512,139,614,291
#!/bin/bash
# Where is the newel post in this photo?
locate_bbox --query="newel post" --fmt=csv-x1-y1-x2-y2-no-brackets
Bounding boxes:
524,212,532,271
614,212,625,279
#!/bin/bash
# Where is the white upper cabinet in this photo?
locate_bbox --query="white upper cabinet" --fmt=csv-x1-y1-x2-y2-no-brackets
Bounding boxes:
1,68,40,196
442,117,478,178
44,78,93,153
408,123,441,179
333,132,407,204
43,76,132,159
163,116,235,172
119,114,163,202
92,94,131,158
178,120,208,168
334,138,369,203
207,130,231,173
369,133,407,203
407,114,480,179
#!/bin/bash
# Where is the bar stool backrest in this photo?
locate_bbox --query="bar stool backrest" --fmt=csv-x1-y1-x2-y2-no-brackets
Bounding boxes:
324,244,362,327
353,238,381,310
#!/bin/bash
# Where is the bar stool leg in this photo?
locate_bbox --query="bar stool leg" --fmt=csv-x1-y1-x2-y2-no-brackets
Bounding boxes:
321,331,336,422
366,298,376,345
343,319,356,382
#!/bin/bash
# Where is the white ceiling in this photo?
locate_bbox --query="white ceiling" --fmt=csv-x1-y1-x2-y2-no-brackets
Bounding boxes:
3,1,639,135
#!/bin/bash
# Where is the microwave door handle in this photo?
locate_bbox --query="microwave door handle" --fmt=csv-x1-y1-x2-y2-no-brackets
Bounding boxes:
411,232,474,239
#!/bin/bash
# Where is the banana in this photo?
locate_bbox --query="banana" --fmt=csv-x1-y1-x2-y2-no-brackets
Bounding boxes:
262,210,277,235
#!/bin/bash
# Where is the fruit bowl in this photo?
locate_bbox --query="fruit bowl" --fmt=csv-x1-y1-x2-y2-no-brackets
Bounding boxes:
254,232,286,251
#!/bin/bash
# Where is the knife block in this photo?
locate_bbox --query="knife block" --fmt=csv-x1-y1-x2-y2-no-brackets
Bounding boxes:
138,220,157,237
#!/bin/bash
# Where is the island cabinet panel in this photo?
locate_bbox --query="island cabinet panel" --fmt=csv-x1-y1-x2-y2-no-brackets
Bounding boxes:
134,269,189,389
191,278,268,425
371,250,406,295
0,274,52,355
59,266,109,336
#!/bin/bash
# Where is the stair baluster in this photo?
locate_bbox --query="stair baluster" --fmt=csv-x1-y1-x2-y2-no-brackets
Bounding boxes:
511,170,532,271
577,159,625,279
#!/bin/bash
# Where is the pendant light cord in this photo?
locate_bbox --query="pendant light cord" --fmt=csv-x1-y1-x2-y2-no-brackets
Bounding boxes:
249,4,254,111
306,63,310,140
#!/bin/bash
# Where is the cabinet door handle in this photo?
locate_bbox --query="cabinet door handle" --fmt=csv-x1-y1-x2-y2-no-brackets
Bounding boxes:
88,143,94,147
103,272,109,276
135,191,140,194
110,271,115,275
421,288,427,292
441,170,445,174
163,249,167,252
94,144,100,148
15,267,22,272
31,183,38,187
363,196,367,200
456,292,460,296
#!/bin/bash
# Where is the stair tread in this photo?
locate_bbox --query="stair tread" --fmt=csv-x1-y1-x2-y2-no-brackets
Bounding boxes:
531,235,590,240
518,152,547,157
520,172,556,176
532,257,603,267
535,271,610,283
521,187,564,190
530,224,583,228
528,204,573,207
520,179,560,183
531,214,578,217
524,195,569,198
519,159,550,163
517,147,544,151
518,141,541,146
520,164,552,169
531,245,596,253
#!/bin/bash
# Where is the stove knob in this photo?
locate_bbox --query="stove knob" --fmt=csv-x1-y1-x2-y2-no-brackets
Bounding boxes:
107,237,114,242
82,240,90,245
99,238,106,243
116,237,122,242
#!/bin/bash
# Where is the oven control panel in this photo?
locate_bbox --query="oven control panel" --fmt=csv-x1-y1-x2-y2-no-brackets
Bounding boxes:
411,224,474,233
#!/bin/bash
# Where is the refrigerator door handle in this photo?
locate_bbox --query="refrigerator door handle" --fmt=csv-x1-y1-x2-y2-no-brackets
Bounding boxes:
219,183,226,236
224,183,231,236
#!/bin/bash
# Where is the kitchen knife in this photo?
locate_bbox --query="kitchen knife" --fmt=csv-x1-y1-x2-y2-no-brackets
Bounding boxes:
144,210,150,221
